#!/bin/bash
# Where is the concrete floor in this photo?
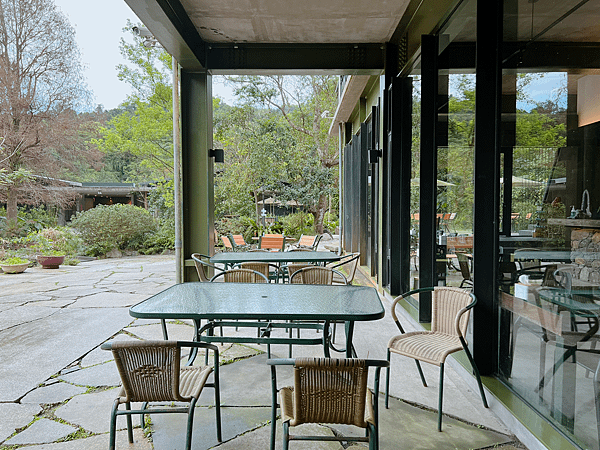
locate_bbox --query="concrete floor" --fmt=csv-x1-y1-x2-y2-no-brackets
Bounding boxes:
0,249,526,449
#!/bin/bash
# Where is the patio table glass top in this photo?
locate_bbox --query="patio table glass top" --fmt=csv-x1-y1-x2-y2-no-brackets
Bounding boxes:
129,282,384,322
210,250,341,266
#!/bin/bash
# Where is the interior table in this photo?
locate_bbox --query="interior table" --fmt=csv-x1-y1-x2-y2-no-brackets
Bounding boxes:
129,282,384,358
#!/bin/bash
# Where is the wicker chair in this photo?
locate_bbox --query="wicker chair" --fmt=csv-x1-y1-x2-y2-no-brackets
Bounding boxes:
233,261,280,283
101,340,222,450
210,268,269,283
289,266,347,285
328,252,360,285
268,357,388,450
191,253,221,282
385,286,488,431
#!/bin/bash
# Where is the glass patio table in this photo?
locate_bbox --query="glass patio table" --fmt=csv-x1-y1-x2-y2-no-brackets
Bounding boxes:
129,282,384,358
210,250,341,266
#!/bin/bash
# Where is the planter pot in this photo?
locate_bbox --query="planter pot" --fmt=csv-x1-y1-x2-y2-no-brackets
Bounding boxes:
37,255,65,269
1,262,29,274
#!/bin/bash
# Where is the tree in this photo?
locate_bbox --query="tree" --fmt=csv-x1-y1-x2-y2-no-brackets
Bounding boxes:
225,75,339,233
0,0,90,226
93,22,174,181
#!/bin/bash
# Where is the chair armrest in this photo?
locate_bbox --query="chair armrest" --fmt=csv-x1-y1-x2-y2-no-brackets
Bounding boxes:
454,293,477,339
390,287,435,332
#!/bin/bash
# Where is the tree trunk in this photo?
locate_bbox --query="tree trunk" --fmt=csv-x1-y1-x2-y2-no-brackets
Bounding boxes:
6,184,19,234
312,194,328,234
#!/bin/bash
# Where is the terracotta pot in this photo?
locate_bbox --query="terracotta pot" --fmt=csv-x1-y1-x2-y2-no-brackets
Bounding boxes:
37,255,65,269
1,262,29,274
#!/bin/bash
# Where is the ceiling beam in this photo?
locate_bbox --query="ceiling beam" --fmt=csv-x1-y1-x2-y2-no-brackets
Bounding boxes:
206,44,385,74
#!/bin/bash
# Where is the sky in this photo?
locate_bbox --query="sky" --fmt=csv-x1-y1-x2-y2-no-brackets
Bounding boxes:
53,0,235,110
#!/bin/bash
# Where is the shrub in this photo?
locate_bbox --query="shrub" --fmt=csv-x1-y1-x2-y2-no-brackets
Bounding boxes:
27,227,83,256
71,204,157,256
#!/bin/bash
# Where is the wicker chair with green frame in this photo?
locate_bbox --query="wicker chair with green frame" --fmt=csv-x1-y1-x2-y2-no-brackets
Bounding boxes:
268,357,389,450
385,286,488,431
101,340,222,450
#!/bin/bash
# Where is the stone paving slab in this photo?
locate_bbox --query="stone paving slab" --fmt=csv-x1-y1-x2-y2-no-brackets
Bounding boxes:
0,307,133,402
0,403,42,442
126,322,195,342
70,292,148,308
21,381,88,406
55,388,125,434
58,361,121,387
24,428,152,450
4,418,78,445
81,334,132,367
0,305,57,332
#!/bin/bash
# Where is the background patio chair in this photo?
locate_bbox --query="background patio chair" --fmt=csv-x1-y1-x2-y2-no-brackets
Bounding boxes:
101,340,222,450
286,234,321,251
385,286,488,431
220,235,234,251
258,234,285,252
268,357,388,450
230,234,252,251
328,252,360,285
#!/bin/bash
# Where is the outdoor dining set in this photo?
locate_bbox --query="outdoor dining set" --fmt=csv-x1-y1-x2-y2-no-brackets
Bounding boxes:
100,233,489,450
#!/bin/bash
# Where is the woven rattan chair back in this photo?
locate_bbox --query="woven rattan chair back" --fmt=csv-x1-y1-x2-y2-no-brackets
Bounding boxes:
291,358,369,427
191,253,214,282
431,286,472,337
211,268,269,283
330,253,360,284
239,262,270,278
290,266,346,285
110,340,185,403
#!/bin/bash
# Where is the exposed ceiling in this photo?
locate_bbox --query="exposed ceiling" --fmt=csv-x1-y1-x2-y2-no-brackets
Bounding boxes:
178,0,409,44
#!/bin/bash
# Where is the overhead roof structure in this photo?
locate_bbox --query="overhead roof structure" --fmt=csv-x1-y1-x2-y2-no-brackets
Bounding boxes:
123,0,415,73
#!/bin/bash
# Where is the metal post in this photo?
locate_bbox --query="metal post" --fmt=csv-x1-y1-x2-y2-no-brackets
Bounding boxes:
173,56,183,284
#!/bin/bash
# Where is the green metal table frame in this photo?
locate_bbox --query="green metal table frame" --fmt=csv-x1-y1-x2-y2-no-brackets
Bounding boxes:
129,282,384,359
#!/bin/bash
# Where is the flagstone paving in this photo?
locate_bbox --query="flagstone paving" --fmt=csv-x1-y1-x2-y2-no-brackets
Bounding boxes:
0,252,527,449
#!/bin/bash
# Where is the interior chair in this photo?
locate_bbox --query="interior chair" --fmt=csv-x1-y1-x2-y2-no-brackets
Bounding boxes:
457,253,473,288
385,286,488,431
101,340,222,450
278,262,315,284
210,268,269,283
328,252,360,285
268,357,388,450
230,234,252,251
259,234,285,252
220,235,234,251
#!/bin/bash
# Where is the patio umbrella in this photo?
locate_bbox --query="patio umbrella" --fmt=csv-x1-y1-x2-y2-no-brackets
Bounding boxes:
411,178,455,187
500,176,545,187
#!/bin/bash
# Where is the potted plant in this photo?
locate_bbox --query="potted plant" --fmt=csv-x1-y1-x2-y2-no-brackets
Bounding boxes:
31,228,69,269
0,256,30,274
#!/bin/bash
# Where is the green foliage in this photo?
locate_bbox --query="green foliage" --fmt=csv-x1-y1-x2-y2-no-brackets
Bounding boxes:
0,256,29,265
279,212,314,238
71,204,157,256
26,227,83,257
0,206,59,238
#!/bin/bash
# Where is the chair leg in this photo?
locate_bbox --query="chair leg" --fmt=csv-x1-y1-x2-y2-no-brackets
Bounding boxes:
185,397,199,450
109,399,119,450
415,359,427,387
461,337,489,409
438,363,444,431
283,422,290,450
125,402,133,443
140,401,148,430
385,349,391,409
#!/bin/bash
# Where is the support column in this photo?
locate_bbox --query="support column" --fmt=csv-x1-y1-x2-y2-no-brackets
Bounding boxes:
180,70,214,282
473,0,502,375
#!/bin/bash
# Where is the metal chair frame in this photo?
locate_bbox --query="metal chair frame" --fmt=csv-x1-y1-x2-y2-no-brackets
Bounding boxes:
385,286,488,431
268,357,388,450
101,340,222,450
